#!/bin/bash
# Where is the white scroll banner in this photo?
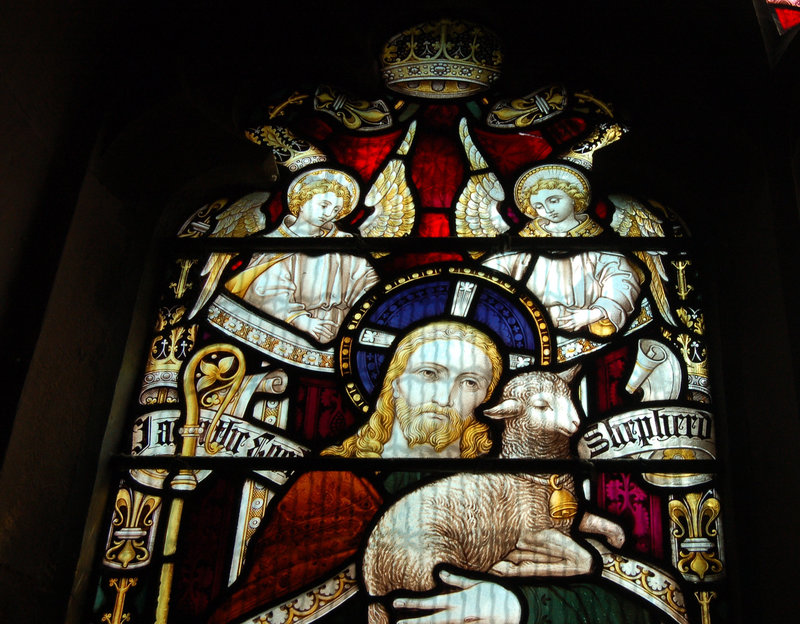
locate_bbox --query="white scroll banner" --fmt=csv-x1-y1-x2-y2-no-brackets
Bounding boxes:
578,406,715,486
130,410,309,489
625,338,682,402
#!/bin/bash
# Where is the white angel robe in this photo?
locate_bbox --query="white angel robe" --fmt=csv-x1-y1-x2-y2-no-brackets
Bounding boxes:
227,219,379,339
484,251,641,332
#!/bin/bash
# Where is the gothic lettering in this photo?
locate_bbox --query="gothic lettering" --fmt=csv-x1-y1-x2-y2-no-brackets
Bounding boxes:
578,407,716,460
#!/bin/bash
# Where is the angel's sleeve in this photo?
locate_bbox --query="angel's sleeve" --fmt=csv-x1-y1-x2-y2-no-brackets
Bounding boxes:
244,256,309,324
483,252,531,282
591,252,642,330
341,255,380,306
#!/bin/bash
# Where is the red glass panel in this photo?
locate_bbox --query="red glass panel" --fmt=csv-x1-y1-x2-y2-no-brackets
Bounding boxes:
547,116,589,145
594,198,609,220
593,345,632,412
776,7,800,29
327,129,404,181
265,192,284,224
471,127,552,178
420,103,462,128
293,376,358,444
411,133,465,209
417,211,451,236
172,475,239,619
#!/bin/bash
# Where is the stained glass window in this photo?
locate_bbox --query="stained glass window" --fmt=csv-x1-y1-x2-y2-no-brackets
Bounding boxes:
91,19,726,624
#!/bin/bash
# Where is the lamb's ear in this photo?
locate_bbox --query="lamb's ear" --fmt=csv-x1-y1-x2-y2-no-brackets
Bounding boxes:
557,364,582,385
483,399,523,420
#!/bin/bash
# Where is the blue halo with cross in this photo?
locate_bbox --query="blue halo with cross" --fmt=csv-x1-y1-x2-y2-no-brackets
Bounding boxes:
336,264,553,414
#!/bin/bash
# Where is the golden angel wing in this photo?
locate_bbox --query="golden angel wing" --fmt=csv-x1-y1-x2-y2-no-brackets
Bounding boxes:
609,194,665,238
359,123,416,238
212,191,270,238
632,250,677,326
608,194,677,326
455,172,509,237
455,117,509,239
189,192,270,318
459,117,489,170
360,159,415,238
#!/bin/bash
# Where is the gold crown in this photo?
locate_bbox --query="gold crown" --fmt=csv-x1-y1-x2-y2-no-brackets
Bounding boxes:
381,19,503,99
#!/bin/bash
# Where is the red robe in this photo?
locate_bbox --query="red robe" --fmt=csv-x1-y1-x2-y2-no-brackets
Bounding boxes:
208,471,382,624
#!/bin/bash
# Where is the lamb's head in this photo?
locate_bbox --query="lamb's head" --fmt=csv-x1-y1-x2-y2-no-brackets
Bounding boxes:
483,365,581,459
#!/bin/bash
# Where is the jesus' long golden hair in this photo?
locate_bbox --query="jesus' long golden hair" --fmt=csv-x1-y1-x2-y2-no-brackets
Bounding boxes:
322,322,503,458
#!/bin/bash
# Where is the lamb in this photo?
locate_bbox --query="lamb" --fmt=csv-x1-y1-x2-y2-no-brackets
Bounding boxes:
361,366,625,624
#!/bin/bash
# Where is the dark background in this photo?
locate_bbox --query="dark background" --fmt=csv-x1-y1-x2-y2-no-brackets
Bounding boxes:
0,1,798,621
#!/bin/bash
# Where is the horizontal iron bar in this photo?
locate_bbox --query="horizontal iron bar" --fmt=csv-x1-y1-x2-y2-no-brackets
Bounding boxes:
113,454,718,474
170,236,695,254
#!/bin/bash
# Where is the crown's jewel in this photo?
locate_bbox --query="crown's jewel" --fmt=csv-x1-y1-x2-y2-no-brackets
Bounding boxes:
381,19,503,99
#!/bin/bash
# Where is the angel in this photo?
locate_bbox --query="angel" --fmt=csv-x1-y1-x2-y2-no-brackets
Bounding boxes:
191,168,379,344
484,163,675,336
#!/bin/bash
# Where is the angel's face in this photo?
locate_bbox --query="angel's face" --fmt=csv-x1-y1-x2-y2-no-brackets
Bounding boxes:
297,192,344,228
529,189,576,224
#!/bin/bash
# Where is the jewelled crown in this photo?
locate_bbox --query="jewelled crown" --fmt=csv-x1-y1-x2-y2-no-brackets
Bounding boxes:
381,19,503,99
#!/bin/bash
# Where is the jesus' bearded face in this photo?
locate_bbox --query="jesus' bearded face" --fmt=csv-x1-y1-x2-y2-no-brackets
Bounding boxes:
393,395,470,451
391,338,493,451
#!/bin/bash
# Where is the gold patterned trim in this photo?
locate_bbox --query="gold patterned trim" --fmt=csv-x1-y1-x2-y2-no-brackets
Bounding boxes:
230,480,276,585
558,122,628,170
141,305,197,405
695,591,717,624
245,125,327,172
589,540,687,624
520,215,603,238
208,294,335,372
245,564,359,624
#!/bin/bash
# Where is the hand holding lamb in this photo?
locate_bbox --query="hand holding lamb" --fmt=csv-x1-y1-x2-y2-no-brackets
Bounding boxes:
362,367,625,624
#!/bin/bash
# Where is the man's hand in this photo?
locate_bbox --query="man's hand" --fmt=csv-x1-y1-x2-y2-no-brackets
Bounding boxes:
489,529,594,578
292,315,337,342
557,306,605,332
392,570,522,624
